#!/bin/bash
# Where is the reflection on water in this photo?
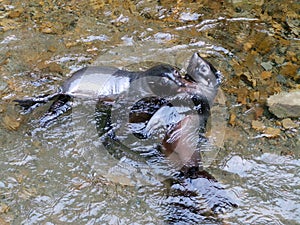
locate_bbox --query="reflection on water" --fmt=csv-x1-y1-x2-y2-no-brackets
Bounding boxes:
0,0,299,224
223,154,300,225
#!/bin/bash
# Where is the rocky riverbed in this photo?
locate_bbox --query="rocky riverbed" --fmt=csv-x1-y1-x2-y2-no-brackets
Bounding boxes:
0,0,299,224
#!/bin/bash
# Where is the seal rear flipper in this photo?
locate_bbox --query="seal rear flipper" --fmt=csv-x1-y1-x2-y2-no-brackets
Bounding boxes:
14,93,61,113
39,94,72,127
94,101,145,162
182,167,238,213
163,168,237,224
14,99,41,112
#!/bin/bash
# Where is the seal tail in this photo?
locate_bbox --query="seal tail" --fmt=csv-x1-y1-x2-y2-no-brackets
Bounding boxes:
14,93,61,113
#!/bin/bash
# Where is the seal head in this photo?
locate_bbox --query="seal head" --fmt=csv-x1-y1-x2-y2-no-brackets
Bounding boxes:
186,53,223,88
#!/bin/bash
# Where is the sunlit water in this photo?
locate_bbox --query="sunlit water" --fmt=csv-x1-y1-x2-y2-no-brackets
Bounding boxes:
0,1,299,224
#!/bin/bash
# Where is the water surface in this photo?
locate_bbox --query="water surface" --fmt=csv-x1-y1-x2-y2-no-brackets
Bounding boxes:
0,0,299,224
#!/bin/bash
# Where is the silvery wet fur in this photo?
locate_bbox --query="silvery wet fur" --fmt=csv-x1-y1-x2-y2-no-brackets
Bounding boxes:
186,53,223,107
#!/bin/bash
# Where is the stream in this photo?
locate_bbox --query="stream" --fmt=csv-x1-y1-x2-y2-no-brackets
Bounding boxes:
0,1,299,224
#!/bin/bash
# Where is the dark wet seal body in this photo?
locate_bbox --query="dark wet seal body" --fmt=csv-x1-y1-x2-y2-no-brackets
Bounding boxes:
14,64,183,126
126,53,238,216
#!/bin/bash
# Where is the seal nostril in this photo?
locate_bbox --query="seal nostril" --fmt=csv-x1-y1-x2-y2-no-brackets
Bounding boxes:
215,71,224,85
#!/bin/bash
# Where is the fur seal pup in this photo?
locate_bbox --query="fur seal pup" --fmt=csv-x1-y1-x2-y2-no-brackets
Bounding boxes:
15,64,184,126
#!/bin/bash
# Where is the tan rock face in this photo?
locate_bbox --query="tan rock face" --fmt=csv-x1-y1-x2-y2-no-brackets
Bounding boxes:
267,91,300,118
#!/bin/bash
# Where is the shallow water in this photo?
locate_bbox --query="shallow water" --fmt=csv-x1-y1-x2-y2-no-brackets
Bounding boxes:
0,0,299,224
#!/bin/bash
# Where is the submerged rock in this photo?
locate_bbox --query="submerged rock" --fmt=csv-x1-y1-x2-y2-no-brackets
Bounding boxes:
267,91,300,118
281,118,299,129
0,80,8,91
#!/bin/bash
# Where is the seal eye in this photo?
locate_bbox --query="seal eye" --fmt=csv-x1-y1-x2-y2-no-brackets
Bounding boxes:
199,63,209,75
173,69,180,77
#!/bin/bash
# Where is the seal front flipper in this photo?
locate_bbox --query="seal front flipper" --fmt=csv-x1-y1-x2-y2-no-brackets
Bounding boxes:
129,97,174,139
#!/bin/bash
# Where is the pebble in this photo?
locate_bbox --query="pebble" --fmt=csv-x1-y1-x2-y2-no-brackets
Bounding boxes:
261,71,272,79
274,55,285,64
0,80,8,91
261,61,273,71
252,120,265,131
2,115,20,131
263,127,281,138
281,118,299,129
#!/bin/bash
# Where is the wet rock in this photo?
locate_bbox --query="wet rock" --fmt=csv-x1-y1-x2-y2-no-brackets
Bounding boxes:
286,51,298,62
0,203,9,213
0,217,9,225
40,22,58,34
287,17,299,36
243,42,253,51
179,12,200,22
280,62,299,79
252,120,281,138
39,21,65,34
0,19,19,32
267,91,300,118
0,80,8,91
65,41,78,48
47,62,64,74
229,113,236,126
240,72,256,87
236,87,248,105
2,115,21,131
281,118,299,129
40,26,54,34
281,149,295,157
36,61,63,74
276,74,287,84
8,8,24,18
252,120,265,131
261,61,273,71
274,55,285,64
261,71,272,80
249,91,259,102
263,127,281,138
